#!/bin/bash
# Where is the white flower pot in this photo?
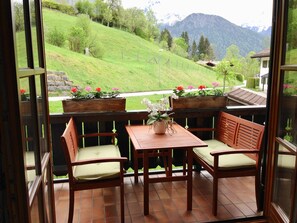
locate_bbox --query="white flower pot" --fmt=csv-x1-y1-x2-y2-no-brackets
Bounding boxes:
153,120,168,135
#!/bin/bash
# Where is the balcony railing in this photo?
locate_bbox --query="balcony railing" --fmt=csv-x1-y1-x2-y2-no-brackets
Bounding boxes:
49,105,267,177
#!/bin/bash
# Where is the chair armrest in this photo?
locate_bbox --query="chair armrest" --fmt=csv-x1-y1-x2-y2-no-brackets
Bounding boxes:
187,127,216,133
71,157,127,166
79,132,118,138
79,132,118,144
210,149,259,157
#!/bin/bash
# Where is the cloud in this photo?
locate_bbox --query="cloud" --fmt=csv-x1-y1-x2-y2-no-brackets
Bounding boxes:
122,0,273,27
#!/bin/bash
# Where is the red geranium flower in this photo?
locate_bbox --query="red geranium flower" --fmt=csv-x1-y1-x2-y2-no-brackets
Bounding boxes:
198,85,206,90
71,87,78,93
176,85,184,91
96,87,101,92
20,89,26,94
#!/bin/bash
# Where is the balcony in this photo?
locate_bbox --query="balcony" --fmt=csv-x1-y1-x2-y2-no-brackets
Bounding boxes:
50,105,267,222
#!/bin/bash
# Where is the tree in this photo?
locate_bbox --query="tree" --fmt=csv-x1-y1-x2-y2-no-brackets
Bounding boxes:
102,7,113,27
223,44,243,78
93,0,107,23
125,7,146,35
191,40,197,60
181,31,190,53
14,2,24,32
160,29,173,50
215,60,235,93
106,0,122,26
197,35,214,60
241,51,260,78
172,38,188,57
145,8,159,41
75,0,94,19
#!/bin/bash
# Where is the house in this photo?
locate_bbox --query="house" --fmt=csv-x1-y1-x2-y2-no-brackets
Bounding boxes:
251,48,270,91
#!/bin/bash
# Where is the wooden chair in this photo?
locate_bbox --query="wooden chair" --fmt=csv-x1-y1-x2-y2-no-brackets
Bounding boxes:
191,112,265,215
61,117,127,223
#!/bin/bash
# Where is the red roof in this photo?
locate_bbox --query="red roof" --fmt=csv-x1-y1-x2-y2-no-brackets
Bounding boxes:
251,48,270,58
227,88,267,105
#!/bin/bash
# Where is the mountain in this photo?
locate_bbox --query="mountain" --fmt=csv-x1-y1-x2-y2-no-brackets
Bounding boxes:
160,13,267,60
241,24,272,36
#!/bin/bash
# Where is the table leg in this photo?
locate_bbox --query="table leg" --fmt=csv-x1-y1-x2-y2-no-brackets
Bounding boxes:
187,148,193,211
143,150,149,215
134,148,138,183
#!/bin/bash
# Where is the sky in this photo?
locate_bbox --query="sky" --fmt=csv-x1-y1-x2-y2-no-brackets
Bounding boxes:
121,0,273,28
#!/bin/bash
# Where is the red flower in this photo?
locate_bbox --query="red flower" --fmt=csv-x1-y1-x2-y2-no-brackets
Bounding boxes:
96,87,101,92
198,85,206,90
71,87,78,93
176,85,184,91
20,89,26,94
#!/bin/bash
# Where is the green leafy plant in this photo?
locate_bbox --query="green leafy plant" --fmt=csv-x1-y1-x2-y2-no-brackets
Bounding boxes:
172,82,223,98
141,98,173,125
70,86,120,100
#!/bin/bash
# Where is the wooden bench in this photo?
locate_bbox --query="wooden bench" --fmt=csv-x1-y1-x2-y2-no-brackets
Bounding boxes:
190,112,265,215
61,117,127,223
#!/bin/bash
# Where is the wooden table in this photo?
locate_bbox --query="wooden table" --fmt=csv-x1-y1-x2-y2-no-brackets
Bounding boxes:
125,124,207,215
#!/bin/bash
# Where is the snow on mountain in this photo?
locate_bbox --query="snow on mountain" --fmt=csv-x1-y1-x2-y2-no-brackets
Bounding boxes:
241,24,270,33
157,13,184,26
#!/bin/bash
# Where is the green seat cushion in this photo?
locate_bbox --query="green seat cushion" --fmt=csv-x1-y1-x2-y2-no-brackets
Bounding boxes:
74,144,121,181
193,139,256,170
25,151,36,182
277,154,295,169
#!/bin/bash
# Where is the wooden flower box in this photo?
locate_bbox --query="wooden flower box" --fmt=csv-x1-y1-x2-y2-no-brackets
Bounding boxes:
169,96,227,110
62,97,126,113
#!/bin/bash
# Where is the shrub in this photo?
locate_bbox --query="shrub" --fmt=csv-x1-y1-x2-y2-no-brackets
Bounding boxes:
68,27,87,53
236,74,244,82
42,1,76,15
246,77,256,88
254,77,260,87
47,27,66,47
89,42,105,59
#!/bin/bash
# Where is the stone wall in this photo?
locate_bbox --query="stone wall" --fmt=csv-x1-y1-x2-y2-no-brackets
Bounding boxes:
47,70,73,93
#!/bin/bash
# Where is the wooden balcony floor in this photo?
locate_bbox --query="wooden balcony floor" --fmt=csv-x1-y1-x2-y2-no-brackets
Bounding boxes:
54,171,263,223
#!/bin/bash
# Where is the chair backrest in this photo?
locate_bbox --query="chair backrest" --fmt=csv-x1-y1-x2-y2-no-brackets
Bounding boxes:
215,112,238,147
215,112,265,161
234,116,265,160
61,117,79,178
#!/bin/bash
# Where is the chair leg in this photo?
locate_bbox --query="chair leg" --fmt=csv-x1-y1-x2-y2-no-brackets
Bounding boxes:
120,182,125,223
68,188,75,223
213,177,218,216
255,174,261,211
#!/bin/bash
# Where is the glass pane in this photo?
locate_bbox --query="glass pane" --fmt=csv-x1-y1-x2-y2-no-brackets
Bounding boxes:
20,78,37,188
279,71,297,145
13,0,28,68
272,143,296,218
30,193,41,223
35,75,48,157
30,0,40,67
285,0,297,65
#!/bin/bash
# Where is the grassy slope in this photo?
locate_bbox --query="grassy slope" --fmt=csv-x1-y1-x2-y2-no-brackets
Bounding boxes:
42,9,242,112
43,8,220,93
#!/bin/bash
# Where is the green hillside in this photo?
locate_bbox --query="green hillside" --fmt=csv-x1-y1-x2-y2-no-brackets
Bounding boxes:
43,8,221,93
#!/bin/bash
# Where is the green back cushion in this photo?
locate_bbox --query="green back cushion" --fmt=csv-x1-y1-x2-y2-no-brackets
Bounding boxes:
74,144,121,181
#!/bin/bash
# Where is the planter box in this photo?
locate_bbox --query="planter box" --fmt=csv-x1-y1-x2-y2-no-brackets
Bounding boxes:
62,98,126,113
169,96,227,110
21,99,43,115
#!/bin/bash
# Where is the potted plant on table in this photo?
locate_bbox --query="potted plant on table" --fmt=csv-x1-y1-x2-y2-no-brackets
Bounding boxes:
62,86,126,113
141,97,175,135
169,82,227,110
